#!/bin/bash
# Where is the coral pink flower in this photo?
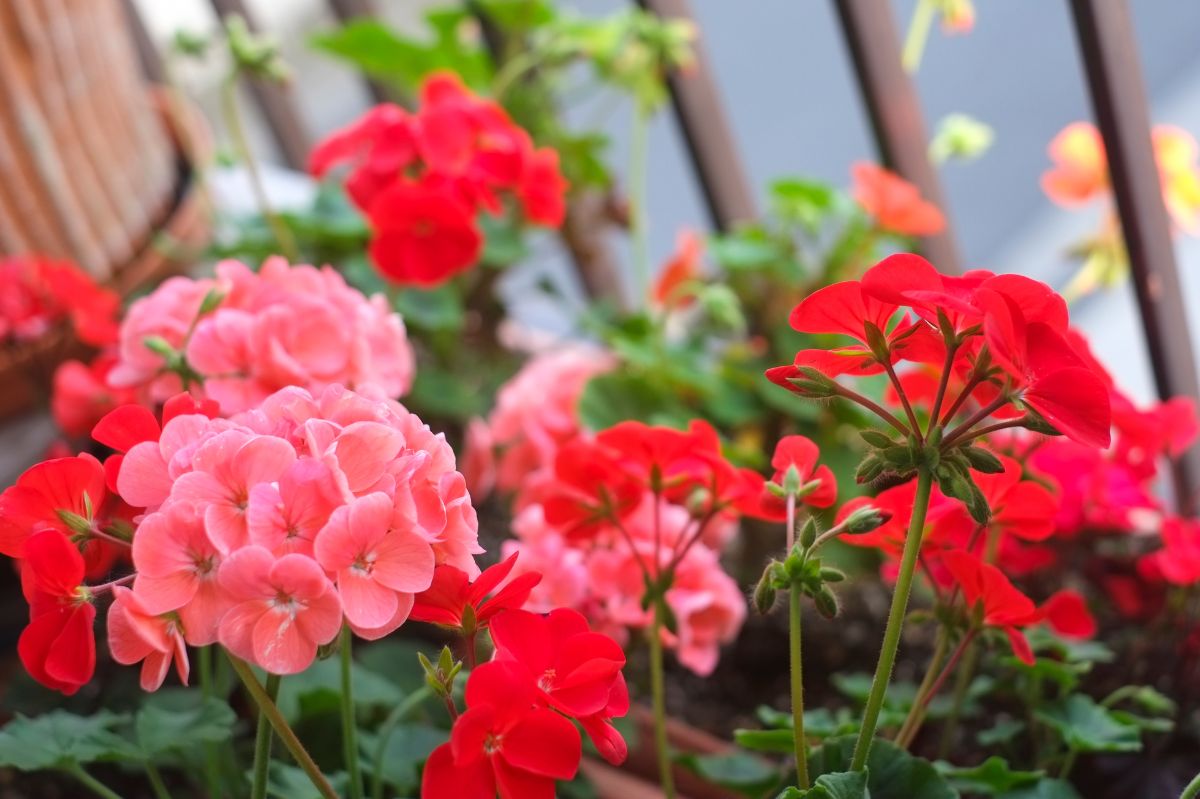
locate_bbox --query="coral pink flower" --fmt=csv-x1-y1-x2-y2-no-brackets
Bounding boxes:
247,458,343,558
852,161,946,236
653,230,704,309
0,454,107,558
131,503,230,645
313,492,435,637
218,545,343,675
17,530,96,695
170,431,297,554
422,661,582,799
107,585,189,692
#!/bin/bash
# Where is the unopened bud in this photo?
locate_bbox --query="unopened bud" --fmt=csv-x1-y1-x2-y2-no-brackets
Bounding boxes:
799,517,818,550
813,585,840,620
782,465,803,497
844,505,891,534
753,564,779,614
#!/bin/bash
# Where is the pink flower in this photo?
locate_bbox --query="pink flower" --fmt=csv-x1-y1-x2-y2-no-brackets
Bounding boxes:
486,348,614,501
117,412,238,511
218,545,343,674
170,431,297,554
313,492,436,638
247,458,344,558
131,503,230,645
107,586,189,692
500,507,589,613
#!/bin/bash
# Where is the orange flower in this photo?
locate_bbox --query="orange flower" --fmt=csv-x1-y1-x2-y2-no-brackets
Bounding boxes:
652,229,703,308
1042,121,1200,234
940,0,975,34
851,162,946,237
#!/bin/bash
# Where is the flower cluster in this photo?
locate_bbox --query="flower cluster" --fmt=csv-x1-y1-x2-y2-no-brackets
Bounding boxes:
310,72,568,287
501,418,774,675
101,256,414,415
0,255,119,348
851,162,946,237
422,608,629,798
3,384,480,692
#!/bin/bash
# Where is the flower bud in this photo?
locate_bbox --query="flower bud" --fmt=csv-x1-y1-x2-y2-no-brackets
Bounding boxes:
929,112,992,163
844,505,891,534
782,465,803,497
813,585,841,620
786,367,839,398
799,517,818,550
753,564,779,615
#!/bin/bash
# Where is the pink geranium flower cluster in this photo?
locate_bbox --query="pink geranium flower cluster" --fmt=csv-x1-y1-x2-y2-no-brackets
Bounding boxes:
107,257,415,415
7,384,480,690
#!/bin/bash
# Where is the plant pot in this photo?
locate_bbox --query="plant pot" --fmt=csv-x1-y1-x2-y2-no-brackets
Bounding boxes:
0,87,212,422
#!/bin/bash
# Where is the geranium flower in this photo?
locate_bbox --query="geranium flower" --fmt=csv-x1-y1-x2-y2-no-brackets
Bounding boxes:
421,661,582,799
313,492,435,637
970,454,1059,542
518,147,568,227
107,585,189,692
490,608,629,764
52,354,138,438
217,545,343,675
0,256,119,348
0,454,107,558
246,457,343,558
308,103,417,212
1144,516,1200,586
410,552,541,633
366,179,483,287
851,161,946,237
746,435,838,521
17,530,96,695
541,440,642,540
652,230,703,309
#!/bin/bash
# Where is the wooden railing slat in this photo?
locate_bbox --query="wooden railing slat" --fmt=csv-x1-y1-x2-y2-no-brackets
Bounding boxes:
833,0,962,274
635,0,757,231
1070,0,1200,514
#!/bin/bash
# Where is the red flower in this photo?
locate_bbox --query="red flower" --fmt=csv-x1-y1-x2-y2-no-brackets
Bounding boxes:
852,162,946,236
1145,516,1200,586
652,230,703,309
18,530,96,695
0,256,119,348
422,660,582,799
52,354,138,438
490,608,629,765
308,103,417,213
367,179,483,287
0,455,107,558
92,395,219,494
518,148,568,228
1040,590,1097,639
744,435,838,521
410,553,542,632
970,454,1059,542
541,440,642,540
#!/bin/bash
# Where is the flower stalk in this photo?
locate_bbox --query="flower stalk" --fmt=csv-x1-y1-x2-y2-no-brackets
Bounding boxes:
340,626,364,799
648,593,676,799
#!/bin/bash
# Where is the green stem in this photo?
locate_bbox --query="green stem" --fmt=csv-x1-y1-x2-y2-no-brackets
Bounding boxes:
67,765,125,799
936,639,979,760
630,99,651,304
228,655,339,799
220,75,299,262
372,686,434,799
902,0,937,73
198,646,222,799
1180,770,1200,799
851,466,934,771
649,596,676,799
250,672,282,799
1058,749,1079,780
144,762,171,799
340,627,364,799
789,587,810,789
895,626,950,748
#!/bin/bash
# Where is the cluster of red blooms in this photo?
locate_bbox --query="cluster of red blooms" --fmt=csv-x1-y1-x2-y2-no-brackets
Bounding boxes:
0,255,119,349
309,72,568,287
770,253,1116,661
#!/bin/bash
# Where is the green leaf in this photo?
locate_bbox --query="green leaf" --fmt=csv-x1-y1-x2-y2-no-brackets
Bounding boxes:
478,212,530,267
1035,695,1142,754
310,17,489,91
135,692,236,756
976,719,1025,747
778,769,869,799
359,724,447,792
390,284,465,332
675,751,779,796
935,757,1042,795
275,658,405,725
997,779,1082,799
1024,628,1114,664
769,178,838,231
265,762,350,799
809,736,958,799
577,371,691,431
709,228,789,272
0,711,138,771
734,727,796,754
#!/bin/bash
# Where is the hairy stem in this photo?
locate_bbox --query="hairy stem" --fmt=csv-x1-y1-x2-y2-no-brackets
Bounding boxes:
649,597,676,799
895,627,950,748
228,656,338,799
789,586,810,788
198,646,222,799
937,640,980,759
250,672,281,799
851,466,934,770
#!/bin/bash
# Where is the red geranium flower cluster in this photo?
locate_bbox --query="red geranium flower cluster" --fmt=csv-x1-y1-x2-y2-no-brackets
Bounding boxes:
310,72,568,287
423,609,628,799
0,255,119,349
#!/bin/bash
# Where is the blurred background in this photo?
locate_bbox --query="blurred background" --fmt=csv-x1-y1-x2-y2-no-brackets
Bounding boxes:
131,0,1200,404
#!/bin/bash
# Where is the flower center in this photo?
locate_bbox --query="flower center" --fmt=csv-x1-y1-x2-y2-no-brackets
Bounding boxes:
538,669,557,692
352,550,378,575
483,733,503,756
